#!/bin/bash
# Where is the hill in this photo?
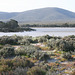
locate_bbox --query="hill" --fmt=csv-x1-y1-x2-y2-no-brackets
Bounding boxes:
0,7,75,23
0,12,19,20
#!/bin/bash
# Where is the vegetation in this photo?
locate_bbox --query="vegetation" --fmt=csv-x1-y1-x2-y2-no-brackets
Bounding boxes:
0,35,75,75
27,66,46,75
21,23,75,27
0,46,15,58
0,19,35,32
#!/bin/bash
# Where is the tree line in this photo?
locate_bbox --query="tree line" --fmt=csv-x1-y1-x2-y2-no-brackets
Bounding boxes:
21,23,75,27
0,19,35,32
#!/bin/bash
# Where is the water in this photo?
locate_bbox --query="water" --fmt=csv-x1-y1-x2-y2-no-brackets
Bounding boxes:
0,27,75,37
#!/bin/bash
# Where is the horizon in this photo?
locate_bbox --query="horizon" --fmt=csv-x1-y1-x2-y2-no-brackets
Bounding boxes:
0,0,75,12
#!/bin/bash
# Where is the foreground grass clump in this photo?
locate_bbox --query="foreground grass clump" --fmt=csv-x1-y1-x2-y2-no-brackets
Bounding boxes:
27,66,46,75
0,56,34,72
0,35,34,45
14,44,50,61
61,52,73,60
0,35,75,75
0,46,15,58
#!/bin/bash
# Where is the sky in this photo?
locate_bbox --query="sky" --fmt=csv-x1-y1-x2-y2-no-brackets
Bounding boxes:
0,0,75,12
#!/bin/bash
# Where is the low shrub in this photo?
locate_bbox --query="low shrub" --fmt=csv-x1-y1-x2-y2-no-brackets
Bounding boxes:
27,66,46,75
0,46,15,58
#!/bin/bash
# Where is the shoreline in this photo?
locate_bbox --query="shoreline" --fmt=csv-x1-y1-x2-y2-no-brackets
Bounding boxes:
30,27,75,28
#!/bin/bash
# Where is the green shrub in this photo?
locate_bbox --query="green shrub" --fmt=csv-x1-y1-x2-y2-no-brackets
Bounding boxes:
27,66,46,75
0,56,34,72
0,46,15,58
61,52,73,60
13,67,28,75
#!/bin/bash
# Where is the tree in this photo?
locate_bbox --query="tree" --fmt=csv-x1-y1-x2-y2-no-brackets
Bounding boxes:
6,19,19,28
0,21,5,28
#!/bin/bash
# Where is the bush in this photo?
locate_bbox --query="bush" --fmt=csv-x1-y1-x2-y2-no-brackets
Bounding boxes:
0,46,15,58
13,67,28,75
61,53,73,60
27,66,46,75
46,37,75,52
0,56,34,72
39,53,50,61
15,45,39,57
18,36,34,45
0,36,18,45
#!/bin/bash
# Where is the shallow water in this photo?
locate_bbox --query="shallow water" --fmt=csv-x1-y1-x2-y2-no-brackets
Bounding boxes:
0,27,75,37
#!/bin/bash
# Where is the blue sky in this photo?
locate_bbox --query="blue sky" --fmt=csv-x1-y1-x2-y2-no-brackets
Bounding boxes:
0,0,75,12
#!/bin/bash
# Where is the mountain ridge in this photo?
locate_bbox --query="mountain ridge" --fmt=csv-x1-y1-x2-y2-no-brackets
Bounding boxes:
0,7,75,23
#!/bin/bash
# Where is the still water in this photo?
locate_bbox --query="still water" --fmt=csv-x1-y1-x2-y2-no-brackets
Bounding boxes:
0,28,75,37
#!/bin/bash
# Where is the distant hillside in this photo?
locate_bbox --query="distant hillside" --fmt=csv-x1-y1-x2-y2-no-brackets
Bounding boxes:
0,7,75,23
0,12,19,20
